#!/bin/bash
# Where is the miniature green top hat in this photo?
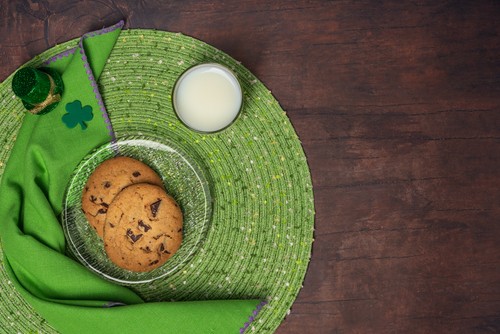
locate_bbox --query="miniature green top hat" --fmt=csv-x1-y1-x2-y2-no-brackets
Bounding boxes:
12,67,64,115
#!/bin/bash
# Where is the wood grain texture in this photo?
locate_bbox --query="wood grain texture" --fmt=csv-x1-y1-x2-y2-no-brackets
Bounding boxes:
1,1,499,333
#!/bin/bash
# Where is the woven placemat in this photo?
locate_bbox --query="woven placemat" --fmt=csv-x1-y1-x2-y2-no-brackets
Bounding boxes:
0,29,314,333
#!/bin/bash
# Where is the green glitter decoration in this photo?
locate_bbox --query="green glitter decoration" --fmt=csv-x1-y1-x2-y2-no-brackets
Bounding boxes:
11,67,64,115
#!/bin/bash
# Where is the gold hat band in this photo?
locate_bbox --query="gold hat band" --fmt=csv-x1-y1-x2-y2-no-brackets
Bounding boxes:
29,75,61,115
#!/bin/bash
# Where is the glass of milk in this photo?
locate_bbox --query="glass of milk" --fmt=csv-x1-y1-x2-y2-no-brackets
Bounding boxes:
172,63,243,133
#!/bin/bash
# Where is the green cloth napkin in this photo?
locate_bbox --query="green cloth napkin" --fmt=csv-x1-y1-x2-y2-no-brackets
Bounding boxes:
0,21,259,333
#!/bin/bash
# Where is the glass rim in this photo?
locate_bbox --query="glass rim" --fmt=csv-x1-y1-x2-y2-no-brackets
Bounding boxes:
172,62,243,134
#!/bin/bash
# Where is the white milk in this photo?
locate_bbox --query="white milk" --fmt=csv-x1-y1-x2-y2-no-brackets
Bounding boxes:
173,64,242,133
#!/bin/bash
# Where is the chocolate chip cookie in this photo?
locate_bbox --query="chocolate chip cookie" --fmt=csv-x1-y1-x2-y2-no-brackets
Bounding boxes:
103,183,183,272
81,156,164,238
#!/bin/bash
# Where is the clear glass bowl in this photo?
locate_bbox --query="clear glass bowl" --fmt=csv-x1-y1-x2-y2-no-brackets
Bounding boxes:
62,136,212,284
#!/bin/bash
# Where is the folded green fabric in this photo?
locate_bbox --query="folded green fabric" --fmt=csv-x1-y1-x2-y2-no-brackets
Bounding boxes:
0,21,259,333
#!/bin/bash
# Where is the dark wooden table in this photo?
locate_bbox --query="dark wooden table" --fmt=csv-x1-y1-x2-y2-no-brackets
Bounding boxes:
1,1,499,333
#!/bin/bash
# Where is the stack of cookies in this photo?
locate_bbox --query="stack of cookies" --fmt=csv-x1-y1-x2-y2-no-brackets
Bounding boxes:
81,156,183,272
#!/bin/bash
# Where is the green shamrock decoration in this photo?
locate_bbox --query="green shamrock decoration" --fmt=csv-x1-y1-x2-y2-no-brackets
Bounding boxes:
62,100,93,130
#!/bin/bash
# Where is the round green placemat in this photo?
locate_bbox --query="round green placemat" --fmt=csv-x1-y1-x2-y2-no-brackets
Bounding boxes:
0,29,314,333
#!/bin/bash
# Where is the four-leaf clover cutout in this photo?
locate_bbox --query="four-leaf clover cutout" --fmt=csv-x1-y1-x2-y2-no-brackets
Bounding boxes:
62,100,93,130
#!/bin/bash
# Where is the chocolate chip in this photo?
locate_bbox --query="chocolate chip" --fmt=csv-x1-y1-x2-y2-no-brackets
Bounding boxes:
85,186,89,192
158,243,171,254
138,220,152,232
153,234,164,240
132,171,141,177
150,199,162,217
126,229,143,243
90,195,97,203
177,228,182,233
103,181,111,188
97,208,107,214
140,246,152,253
149,260,159,266
101,202,109,208
109,223,115,228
